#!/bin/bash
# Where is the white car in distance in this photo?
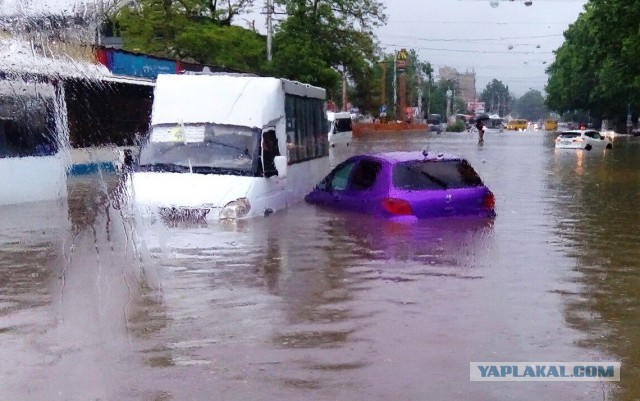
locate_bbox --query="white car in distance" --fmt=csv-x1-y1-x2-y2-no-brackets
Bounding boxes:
555,129,613,150
327,111,353,147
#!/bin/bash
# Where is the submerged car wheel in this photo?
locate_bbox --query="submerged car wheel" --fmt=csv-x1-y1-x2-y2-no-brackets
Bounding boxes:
585,144,592,151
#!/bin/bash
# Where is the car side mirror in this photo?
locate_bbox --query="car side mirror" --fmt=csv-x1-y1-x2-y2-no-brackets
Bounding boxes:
274,155,287,178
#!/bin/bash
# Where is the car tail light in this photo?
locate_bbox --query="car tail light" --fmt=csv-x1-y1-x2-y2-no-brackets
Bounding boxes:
482,191,495,210
382,198,414,215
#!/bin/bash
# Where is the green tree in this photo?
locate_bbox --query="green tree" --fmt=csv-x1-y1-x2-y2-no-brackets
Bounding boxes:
173,24,266,70
115,0,266,72
479,79,512,117
515,89,547,121
271,0,386,101
546,0,640,126
545,6,598,116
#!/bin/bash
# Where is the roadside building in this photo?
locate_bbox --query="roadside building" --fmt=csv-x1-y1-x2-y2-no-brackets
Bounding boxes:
439,66,477,108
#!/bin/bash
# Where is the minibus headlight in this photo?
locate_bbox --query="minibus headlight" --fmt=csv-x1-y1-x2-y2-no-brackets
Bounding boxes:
220,198,251,219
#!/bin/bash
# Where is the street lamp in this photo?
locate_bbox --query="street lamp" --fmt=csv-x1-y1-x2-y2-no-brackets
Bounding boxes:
446,89,453,121
489,0,533,6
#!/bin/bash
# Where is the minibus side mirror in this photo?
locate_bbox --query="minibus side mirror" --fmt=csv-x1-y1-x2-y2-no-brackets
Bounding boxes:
274,156,287,178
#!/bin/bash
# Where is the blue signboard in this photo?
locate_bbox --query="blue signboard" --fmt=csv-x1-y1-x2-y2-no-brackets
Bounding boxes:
380,104,387,114
111,52,176,79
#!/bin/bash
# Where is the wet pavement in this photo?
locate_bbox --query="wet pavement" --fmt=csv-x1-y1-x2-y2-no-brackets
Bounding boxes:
1,130,639,400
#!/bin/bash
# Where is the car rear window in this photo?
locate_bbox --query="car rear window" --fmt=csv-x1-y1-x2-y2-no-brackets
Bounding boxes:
560,132,580,138
392,160,483,190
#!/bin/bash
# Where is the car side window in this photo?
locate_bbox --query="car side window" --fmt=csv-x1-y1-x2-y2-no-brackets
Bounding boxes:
317,160,356,191
331,160,356,191
349,160,382,191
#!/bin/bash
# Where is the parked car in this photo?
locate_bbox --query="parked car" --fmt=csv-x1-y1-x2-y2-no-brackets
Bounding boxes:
305,151,496,220
555,129,613,150
327,111,353,147
427,114,444,133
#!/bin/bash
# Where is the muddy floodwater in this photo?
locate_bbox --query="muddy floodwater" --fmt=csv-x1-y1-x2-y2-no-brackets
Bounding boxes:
1,131,640,400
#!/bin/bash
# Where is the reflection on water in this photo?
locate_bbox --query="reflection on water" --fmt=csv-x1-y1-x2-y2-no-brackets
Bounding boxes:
3,132,640,399
548,136,640,400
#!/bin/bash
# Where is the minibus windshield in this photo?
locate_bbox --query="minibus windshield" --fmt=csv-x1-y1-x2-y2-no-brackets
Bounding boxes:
138,123,258,175
334,118,352,133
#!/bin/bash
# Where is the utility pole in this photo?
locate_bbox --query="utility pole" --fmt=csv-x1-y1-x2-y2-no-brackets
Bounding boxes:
379,62,387,107
342,69,348,111
393,51,397,117
266,0,273,61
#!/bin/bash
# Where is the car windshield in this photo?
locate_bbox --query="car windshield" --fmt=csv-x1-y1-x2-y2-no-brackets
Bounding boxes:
334,118,352,133
393,160,483,190
138,123,258,174
427,114,442,124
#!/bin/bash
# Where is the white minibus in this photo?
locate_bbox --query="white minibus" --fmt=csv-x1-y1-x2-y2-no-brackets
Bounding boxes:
326,111,352,146
130,73,330,220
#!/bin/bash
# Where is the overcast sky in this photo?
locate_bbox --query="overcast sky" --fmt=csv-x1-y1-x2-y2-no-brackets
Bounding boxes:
376,0,587,96
2,0,588,97
243,0,589,97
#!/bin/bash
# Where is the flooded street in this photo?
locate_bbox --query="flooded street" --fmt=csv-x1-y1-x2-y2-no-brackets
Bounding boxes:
1,131,639,400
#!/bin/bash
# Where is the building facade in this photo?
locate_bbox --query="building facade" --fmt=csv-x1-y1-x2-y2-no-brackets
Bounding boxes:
438,67,477,111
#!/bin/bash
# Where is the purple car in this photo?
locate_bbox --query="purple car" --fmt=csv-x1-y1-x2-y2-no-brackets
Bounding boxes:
305,151,495,220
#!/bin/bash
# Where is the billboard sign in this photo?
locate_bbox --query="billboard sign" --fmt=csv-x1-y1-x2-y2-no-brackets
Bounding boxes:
467,102,485,114
111,51,177,79
396,49,409,71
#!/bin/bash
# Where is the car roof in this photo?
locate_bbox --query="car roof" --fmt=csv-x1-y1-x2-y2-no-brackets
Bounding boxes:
560,129,597,135
362,151,463,164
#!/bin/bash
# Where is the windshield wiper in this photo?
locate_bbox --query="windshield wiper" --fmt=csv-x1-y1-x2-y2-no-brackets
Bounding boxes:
421,171,448,189
191,166,252,176
137,163,190,173
411,168,448,189
206,140,249,154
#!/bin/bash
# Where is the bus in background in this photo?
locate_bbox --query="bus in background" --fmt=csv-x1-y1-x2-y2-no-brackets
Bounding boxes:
131,73,330,220
0,77,67,206
507,119,528,131
327,111,352,147
63,75,154,175
544,118,559,132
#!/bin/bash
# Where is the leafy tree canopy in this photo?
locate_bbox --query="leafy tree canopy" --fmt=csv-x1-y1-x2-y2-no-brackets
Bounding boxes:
515,89,547,121
115,0,265,72
479,79,512,117
114,0,386,107
271,0,386,96
546,0,640,124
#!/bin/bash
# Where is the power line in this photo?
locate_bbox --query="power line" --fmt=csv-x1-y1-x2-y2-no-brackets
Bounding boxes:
379,33,563,42
379,43,553,55
386,20,573,26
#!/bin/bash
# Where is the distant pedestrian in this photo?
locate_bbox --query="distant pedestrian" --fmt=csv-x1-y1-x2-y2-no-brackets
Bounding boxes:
475,120,485,144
